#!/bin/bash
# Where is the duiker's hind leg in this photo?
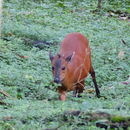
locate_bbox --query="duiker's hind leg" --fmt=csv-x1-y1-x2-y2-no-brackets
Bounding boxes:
89,66,100,98
73,81,84,97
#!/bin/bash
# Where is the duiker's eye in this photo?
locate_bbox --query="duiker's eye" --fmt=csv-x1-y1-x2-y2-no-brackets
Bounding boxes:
52,66,55,70
61,66,65,70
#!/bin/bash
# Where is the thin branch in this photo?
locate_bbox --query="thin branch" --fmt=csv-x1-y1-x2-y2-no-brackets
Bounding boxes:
73,48,90,88
0,100,7,105
0,89,10,97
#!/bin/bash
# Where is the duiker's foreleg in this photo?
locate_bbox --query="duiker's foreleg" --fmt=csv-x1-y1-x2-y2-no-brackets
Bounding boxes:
90,66,100,98
57,86,67,101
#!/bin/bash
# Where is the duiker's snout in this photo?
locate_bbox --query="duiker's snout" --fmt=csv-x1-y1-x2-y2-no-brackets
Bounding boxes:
54,78,61,84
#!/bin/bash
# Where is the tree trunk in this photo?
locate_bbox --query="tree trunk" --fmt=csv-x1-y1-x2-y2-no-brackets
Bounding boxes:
97,0,102,9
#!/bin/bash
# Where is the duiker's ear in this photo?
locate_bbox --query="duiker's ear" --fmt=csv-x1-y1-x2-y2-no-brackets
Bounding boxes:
65,52,75,62
49,52,54,61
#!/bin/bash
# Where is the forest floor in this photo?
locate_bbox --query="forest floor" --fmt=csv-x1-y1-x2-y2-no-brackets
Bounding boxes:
0,0,130,129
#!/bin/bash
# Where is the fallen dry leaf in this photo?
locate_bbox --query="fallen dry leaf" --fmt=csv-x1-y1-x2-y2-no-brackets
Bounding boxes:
121,76,130,85
85,89,95,93
3,116,13,121
118,50,125,59
16,53,28,59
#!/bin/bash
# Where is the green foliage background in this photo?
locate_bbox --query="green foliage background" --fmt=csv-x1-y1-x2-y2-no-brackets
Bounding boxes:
0,0,130,129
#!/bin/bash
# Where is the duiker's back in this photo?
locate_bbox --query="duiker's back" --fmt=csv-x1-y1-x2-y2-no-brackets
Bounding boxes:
60,32,90,57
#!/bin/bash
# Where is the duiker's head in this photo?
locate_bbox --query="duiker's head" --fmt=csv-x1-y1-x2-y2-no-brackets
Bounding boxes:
49,52,74,84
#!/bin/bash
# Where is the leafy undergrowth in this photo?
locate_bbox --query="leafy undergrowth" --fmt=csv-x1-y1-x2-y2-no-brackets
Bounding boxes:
0,0,130,129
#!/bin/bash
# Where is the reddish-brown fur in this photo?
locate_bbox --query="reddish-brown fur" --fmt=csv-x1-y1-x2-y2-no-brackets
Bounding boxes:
50,32,100,101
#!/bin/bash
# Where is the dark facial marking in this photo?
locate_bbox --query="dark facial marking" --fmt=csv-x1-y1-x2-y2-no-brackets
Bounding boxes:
54,57,61,83
55,58,61,71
